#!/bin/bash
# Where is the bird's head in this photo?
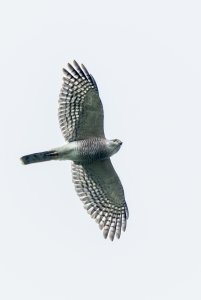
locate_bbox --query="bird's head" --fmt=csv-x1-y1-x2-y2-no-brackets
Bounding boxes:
107,139,123,156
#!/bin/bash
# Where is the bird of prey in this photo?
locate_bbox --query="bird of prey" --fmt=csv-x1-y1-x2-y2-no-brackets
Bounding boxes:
20,61,129,240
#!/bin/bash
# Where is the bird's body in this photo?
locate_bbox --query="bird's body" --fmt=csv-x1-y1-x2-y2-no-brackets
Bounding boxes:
21,138,121,164
21,61,129,240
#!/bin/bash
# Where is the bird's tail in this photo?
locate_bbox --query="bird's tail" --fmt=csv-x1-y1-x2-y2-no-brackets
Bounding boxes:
20,150,58,165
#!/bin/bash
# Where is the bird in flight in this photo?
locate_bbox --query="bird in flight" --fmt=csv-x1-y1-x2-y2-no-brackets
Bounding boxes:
21,60,129,240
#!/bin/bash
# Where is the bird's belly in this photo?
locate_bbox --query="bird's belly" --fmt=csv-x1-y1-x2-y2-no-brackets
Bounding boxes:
56,142,80,161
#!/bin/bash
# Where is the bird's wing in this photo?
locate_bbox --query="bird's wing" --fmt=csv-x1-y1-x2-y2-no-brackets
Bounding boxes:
72,159,129,240
58,61,105,142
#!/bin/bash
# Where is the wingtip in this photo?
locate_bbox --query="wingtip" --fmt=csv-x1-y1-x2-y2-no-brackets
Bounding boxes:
73,59,79,66
109,234,115,242
103,230,109,239
116,233,121,239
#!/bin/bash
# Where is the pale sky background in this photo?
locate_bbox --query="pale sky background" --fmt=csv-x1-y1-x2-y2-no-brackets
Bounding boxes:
0,0,201,299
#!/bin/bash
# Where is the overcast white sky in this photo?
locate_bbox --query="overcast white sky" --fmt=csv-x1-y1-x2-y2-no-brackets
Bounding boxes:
0,0,201,299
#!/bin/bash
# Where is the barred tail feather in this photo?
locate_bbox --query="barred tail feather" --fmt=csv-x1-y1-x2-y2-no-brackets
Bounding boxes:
20,150,58,165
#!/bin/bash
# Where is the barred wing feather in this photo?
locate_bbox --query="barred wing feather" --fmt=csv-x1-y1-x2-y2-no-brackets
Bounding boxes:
72,159,129,240
58,61,105,142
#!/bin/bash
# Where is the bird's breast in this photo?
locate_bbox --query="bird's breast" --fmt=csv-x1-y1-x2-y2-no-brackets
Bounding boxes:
74,138,110,163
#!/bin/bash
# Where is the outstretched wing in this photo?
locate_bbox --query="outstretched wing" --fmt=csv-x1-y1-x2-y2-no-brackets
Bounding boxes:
72,159,129,241
58,61,105,142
